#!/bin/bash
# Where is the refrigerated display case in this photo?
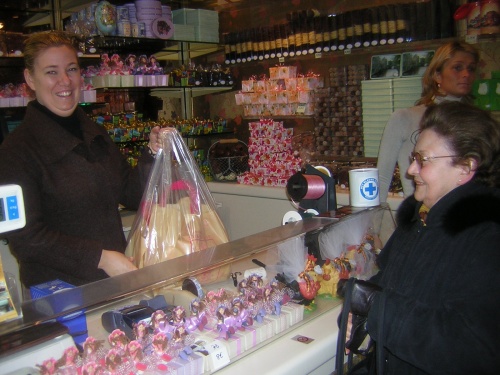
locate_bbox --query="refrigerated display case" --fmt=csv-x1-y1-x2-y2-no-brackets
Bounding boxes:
0,204,394,375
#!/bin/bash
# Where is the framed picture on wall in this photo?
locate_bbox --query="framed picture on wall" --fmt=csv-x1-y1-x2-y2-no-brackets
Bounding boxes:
370,54,401,79
401,50,435,77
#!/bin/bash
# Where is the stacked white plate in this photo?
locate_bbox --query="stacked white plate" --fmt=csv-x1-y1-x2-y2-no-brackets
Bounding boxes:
392,77,422,110
191,9,219,43
173,24,196,41
135,0,162,37
361,77,423,157
173,8,219,43
361,79,394,157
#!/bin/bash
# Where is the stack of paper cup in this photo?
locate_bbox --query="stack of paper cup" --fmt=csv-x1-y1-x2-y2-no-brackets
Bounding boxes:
348,168,380,207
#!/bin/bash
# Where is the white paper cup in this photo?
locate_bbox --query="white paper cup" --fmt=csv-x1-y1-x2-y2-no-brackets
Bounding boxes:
349,168,380,207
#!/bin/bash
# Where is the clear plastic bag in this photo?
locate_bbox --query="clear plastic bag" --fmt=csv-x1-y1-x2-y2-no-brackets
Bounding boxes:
126,128,230,284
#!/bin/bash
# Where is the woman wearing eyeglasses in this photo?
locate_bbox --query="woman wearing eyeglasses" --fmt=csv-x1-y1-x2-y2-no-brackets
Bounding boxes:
349,102,500,374
377,41,479,202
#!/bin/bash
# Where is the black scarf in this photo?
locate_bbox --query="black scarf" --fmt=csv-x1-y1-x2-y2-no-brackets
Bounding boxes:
32,100,83,140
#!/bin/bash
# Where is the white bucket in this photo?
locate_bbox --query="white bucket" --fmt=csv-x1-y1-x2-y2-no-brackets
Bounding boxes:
348,168,380,207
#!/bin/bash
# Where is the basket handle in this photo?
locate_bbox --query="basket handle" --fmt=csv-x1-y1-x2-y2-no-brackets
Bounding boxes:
171,180,200,214
218,138,240,144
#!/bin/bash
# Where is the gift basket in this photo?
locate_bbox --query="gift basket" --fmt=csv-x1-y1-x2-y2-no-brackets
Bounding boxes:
126,128,230,285
208,139,249,182
318,206,395,281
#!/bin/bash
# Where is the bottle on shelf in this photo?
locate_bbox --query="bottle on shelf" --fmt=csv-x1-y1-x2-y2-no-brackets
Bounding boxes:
286,14,297,57
223,33,231,65
241,30,250,62
415,0,430,41
438,0,453,39
235,31,243,63
251,28,259,61
257,27,265,60
395,4,407,44
362,9,372,47
242,31,250,63
275,24,283,58
228,32,237,64
378,6,389,45
300,10,310,55
245,30,254,62
269,26,277,59
251,27,259,61
386,5,397,44
406,2,418,42
307,9,317,54
370,7,380,46
292,12,303,56
314,15,325,53
429,0,440,40
263,26,271,59
321,15,331,52
352,10,363,48
328,14,339,52
85,37,97,54
337,13,346,50
281,24,290,57
345,11,354,49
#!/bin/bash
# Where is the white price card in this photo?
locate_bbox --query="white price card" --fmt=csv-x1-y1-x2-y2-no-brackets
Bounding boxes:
465,34,478,44
207,339,230,371
296,104,306,114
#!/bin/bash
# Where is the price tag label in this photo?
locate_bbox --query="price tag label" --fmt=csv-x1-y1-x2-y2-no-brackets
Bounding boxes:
344,48,352,55
278,57,285,63
207,340,230,371
296,104,306,114
314,52,322,59
465,34,478,44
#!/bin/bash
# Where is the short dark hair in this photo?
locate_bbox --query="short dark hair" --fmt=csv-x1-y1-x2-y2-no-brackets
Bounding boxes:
420,102,500,187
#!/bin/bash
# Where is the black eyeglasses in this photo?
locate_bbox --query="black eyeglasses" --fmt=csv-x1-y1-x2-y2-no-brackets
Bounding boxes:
410,151,460,168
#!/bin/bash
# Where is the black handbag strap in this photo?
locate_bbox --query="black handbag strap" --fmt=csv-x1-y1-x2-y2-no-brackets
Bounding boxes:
376,292,386,375
335,278,385,375
336,277,356,375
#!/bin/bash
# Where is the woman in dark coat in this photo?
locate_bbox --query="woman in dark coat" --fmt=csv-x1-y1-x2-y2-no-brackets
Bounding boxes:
0,31,162,290
360,102,500,374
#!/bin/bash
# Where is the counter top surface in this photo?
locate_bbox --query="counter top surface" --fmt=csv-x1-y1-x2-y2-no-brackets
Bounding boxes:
207,182,403,211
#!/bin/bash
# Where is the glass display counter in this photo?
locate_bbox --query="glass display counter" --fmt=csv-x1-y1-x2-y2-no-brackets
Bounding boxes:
0,204,394,375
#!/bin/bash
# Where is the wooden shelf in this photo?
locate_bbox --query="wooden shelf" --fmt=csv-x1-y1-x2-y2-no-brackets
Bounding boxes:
223,35,499,67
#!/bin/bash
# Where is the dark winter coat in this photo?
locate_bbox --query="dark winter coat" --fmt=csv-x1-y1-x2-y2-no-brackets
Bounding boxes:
0,102,154,287
368,182,500,374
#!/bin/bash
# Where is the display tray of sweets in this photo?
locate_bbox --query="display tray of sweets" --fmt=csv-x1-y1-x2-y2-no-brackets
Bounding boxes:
27,270,346,375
